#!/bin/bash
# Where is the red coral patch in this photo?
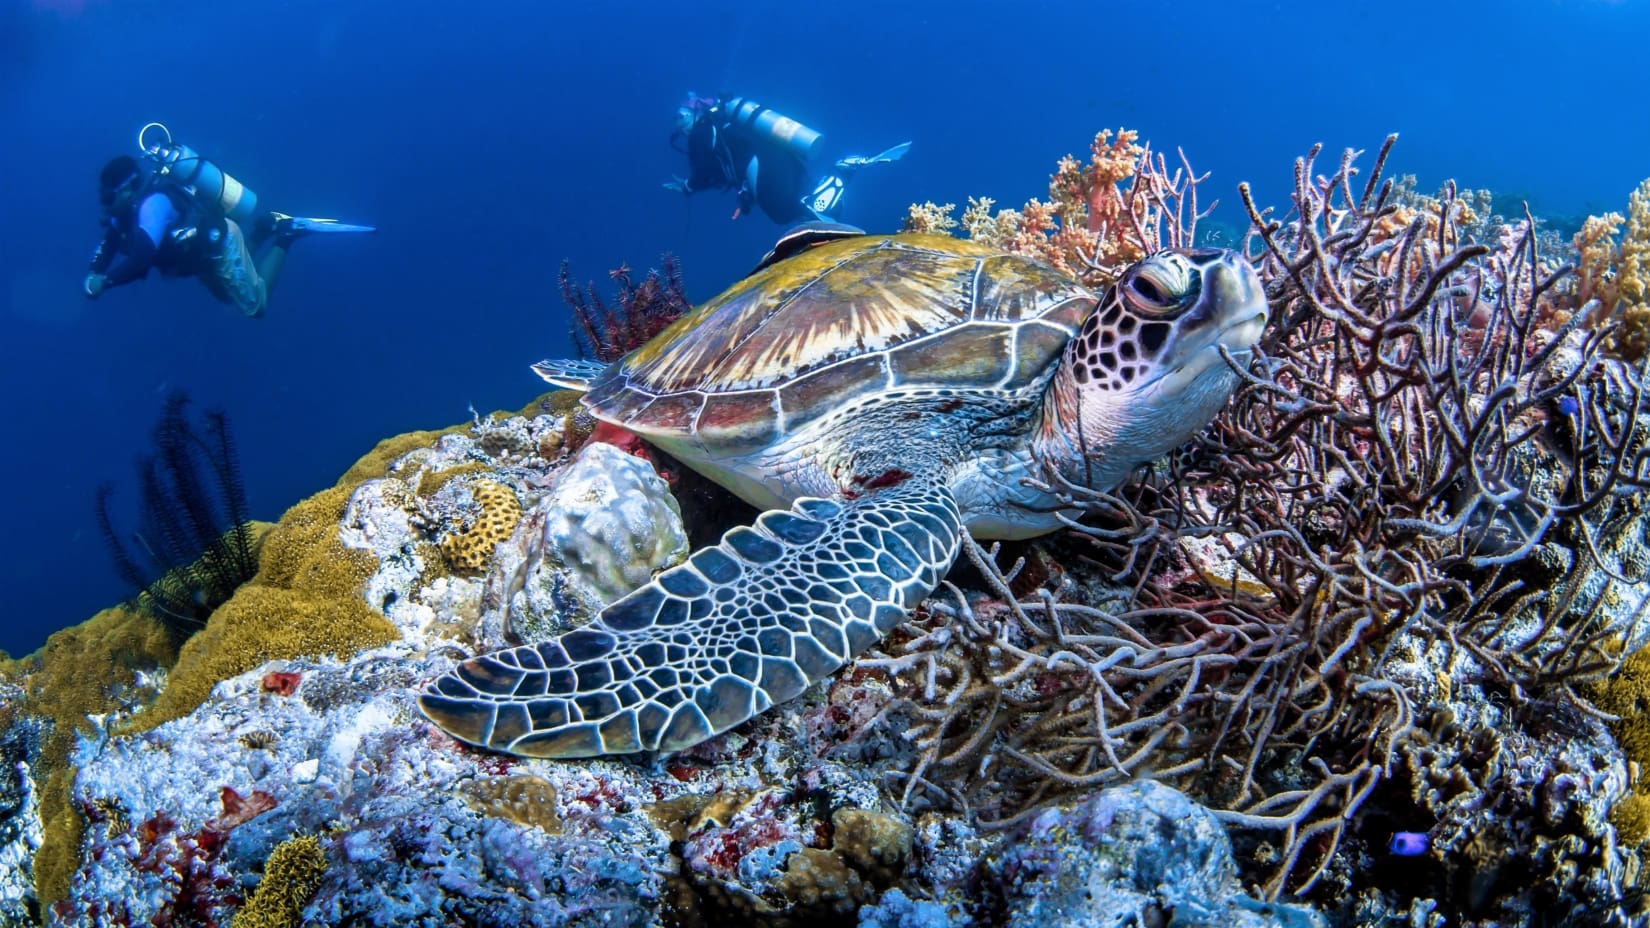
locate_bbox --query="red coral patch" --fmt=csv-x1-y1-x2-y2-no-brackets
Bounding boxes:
261,671,302,696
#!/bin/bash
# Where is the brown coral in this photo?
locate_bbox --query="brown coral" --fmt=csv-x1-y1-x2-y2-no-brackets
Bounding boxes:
1590,642,1650,844
460,775,563,834
774,848,870,916
829,808,912,886
439,479,523,571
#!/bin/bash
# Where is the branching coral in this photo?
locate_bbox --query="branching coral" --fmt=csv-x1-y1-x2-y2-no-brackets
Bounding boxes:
871,135,1649,918
1562,178,1650,361
231,833,327,928
902,128,1210,289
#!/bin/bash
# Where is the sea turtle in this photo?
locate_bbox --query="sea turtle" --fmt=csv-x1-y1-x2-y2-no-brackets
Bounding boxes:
420,229,1268,758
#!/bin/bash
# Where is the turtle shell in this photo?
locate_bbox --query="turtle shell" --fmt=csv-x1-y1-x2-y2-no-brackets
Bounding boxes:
581,233,1095,452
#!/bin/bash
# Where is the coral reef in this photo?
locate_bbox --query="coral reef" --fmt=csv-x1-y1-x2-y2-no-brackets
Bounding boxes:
95,392,261,641
488,440,689,642
1563,177,1650,360
0,680,44,925
130,482,401,733
436,478,523,571
977,781,1320,927
0,606,175,908
1589,643,1650,844
881,133,1650,923
4,132,1649,927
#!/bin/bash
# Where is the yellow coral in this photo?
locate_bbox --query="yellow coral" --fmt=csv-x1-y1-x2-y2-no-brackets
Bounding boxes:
1564,178,1650,360
0,605,176,905
129,484,399,733
1574,212,1625,314
901,201,958,235
1610,178,1650,360
439,479,523,571
331,425,465,489
461,775,563,833
1612,792,1650,847
1590,642,1650,847
232,834,328,928
1621,179,1650,306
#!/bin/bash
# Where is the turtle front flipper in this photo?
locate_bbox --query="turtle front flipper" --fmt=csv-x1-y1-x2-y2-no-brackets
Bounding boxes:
531,358,609,390
419,476,963,758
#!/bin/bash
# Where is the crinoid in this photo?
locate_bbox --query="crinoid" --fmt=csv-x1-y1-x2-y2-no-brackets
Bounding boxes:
95,392,259,642
559,254,690,362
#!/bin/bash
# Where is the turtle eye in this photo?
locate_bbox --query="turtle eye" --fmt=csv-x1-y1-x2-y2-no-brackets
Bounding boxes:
1126,273,1183,317
1123,260,1190,315
1130,275,1172,306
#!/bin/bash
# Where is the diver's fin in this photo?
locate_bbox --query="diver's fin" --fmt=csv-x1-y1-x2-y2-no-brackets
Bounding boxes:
271,212,378,236
835,141,911,170
532,358,609,391
288,217,377,234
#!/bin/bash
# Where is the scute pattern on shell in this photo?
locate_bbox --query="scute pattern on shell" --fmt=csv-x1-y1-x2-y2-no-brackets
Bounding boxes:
578,234,1094,451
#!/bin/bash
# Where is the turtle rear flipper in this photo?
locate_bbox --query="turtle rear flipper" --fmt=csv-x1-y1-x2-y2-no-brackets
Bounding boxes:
531,359,609,391
418,476,963,758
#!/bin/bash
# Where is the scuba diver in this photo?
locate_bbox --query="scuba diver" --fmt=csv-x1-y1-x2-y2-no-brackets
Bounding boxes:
84,123,375,318
665,94,911,225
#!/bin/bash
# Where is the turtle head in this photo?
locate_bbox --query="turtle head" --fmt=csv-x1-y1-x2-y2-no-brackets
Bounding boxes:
1046,247,1267,486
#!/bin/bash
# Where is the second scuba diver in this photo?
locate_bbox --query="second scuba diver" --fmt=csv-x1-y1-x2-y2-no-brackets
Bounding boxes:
84,123,375,318
666,95,910,225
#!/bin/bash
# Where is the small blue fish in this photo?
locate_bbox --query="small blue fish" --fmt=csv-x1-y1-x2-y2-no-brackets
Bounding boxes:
1389,831,1429,856
1557,395,1580,417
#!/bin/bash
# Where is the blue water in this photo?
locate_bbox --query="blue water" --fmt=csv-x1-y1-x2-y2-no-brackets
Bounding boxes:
1,0,1645,657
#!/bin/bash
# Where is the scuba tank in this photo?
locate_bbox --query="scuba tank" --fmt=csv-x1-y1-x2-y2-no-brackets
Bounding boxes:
720,98,824,163
137,122,260,227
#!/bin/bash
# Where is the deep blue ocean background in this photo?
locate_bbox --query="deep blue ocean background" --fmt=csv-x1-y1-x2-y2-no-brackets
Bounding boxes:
1,0,1645,657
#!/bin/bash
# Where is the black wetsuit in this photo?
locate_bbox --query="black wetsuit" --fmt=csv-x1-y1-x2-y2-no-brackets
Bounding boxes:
88,187,202,288
683,105,812,225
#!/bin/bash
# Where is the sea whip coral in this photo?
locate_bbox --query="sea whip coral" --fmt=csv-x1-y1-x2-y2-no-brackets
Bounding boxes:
887,135,1649,916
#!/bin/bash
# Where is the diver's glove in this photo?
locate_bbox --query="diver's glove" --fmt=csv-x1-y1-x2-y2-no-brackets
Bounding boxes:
663,177,692,195
83,273,107,299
